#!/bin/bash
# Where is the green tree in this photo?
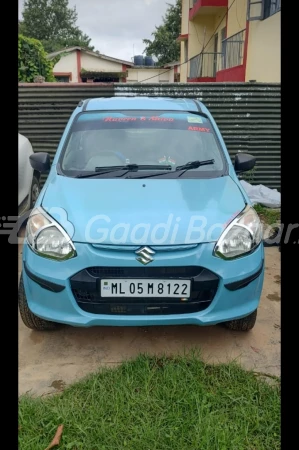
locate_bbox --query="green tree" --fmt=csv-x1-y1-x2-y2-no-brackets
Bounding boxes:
21,0,94,54
18,34,56,82
143,0,182,66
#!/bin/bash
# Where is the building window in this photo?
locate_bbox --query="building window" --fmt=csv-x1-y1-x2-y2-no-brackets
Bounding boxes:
55,76,70,82
247,0,280,21
264,0,280,18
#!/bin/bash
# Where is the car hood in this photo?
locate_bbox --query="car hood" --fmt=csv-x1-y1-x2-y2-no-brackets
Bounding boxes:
41,175,245,245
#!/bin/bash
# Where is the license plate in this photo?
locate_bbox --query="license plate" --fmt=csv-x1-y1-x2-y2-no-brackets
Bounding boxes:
101,279,191,298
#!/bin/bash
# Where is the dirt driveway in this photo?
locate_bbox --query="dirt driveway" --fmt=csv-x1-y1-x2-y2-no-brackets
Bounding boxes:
18,245,280,397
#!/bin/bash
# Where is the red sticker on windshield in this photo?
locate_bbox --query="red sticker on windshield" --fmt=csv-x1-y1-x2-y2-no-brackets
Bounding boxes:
149,116,174,122
103,116,175,122
188,126,210,132
104,117,137,122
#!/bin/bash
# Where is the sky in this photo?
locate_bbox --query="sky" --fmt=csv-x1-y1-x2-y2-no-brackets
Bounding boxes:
18,0,175,62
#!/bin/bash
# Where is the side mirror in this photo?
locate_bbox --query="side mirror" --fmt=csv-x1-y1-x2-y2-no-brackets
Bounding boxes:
234,153,256,173
29,152,51,173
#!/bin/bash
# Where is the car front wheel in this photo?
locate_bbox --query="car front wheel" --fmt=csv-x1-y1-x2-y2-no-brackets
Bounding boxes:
18,274,60,331
224,309,257,331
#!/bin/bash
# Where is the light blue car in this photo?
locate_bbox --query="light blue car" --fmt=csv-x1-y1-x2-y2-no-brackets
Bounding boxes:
19,97,264,332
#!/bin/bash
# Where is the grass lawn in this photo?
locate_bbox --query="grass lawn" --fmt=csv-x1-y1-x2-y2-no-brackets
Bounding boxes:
19,354,280,450
253,204,281,226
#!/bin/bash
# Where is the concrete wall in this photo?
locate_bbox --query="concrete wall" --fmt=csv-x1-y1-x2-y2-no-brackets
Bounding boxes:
189,15,215,58
81,53,123,72
127,68,174,83
179,0,189,82
181,0,189,34
246,11,281,82
227,0,247,37
53,52,78,82
180,41,188,82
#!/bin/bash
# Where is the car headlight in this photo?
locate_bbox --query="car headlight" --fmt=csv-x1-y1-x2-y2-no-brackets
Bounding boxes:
26,207,76,260
214,206,263,260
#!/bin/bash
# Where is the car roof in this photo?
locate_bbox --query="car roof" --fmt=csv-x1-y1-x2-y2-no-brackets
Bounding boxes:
84,97,201,112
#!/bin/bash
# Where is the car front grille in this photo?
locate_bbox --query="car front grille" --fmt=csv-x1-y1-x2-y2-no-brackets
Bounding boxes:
71,297,212,315
87,266,202,278
70,266,219,316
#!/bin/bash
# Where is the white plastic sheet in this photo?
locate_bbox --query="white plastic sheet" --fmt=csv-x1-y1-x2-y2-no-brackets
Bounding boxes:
240,180,281,208
18,133,34,207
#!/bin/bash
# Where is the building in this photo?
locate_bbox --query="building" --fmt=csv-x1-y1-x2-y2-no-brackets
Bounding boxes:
178,0,281,83
47,47,133,83
126,61,179,83
164,61,181,82
47,47,177,83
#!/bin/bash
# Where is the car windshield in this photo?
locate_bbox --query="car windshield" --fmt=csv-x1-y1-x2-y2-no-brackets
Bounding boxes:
59,110,226,178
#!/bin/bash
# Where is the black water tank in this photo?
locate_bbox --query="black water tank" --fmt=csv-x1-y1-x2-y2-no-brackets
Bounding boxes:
134,55,144,65
145,56,154,66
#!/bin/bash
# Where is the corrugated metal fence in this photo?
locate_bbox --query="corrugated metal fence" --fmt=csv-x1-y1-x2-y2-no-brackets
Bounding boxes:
18,82,281,189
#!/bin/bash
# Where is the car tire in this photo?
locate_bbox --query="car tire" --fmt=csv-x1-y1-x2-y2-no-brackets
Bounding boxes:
224,309,257,331
30,176,40,209
18,274,60,331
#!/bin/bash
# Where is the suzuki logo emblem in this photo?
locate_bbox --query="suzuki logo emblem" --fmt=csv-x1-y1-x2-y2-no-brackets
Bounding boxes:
135,246,155,265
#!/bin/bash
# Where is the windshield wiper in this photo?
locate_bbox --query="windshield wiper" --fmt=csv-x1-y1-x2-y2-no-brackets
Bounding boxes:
134,159,215,179
74,161,214,179
175,159,215,171
96,164,172,171
75,169,126,179
74,164,172,179
176,159,215,177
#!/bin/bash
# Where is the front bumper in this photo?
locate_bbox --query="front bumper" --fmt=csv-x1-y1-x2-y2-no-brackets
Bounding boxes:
22,241,264,327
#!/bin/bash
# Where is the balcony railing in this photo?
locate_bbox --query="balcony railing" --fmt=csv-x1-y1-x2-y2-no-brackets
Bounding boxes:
189,52,222,79
221,29,245,70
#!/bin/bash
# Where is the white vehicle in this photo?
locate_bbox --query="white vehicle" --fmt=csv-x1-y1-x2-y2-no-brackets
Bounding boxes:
18,133,40,216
